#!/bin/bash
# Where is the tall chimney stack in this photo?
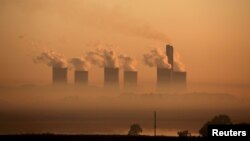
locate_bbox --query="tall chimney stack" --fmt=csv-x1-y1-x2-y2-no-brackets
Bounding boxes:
75,70,88,85
52,67,67,84
166,45,174,71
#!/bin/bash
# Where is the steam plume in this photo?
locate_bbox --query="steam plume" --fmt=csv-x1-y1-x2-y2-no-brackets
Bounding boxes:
86,48,119,68
116,24,169,43
143,48,171,69
69,57,90,71
174,52,185,72
33,50,67,68
119,54,137,71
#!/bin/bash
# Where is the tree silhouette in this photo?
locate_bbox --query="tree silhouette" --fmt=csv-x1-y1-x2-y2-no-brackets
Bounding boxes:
177,130,191,137
128,124,143,136
199,114,232,137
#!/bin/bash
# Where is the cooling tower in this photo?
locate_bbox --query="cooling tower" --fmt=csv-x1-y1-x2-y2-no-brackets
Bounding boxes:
75,70,88,84
172,71,187,89
52,67,67,84
124,71,137,87
157,68,171,86
166,44,174,70
104,67,119,87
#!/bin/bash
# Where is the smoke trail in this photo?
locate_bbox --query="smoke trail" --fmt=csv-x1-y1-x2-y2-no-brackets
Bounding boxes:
86,48,119,68
143,48,171,69
68,57,91,71
119,54,137,71
174,52,185,72
115,24,169,43
33,50,67,68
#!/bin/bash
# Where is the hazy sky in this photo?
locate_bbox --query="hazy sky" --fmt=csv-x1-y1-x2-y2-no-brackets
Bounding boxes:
0,0,250,86
1,0,250,135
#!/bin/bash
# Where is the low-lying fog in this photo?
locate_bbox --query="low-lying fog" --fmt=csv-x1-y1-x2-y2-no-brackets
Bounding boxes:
0,85,249,136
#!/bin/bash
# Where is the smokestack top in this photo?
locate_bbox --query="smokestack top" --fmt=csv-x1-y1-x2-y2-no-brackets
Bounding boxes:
166,44,174,70
53,67,67,70
173,71,186,74
124,70,137,72
166,44,173,48
104,67,119,69
75,70,88,72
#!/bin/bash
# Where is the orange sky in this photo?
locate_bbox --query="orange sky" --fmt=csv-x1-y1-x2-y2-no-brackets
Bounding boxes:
1,1,250,135
0,0,250,87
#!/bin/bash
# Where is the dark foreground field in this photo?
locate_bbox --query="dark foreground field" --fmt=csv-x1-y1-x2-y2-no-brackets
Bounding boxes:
0,135,208,141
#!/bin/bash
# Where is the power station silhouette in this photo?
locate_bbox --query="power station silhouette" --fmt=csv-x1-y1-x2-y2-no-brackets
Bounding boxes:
157,45,187,91
75,70,88,84
51,44,187,91
52,67,67,84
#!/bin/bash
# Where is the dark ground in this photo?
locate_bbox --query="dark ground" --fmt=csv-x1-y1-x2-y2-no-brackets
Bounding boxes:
0,135,209,141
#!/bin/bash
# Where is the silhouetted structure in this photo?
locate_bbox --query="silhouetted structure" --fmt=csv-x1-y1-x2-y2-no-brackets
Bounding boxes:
177,130,191,137
52,67,67,84
157,68,171,87
154,111,156,136
172,71,187,89
124,71,137,88
166,44,174,71
75,70,88,84
158,44,187,91
104,67,119,87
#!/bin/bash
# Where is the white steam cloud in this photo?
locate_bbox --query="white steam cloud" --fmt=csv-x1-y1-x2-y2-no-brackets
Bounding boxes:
174,52,185,72
143,48,171,69
119,54,137,71
33,50,67,68
86,48,119,68
33,46,185,72
68,57,91,71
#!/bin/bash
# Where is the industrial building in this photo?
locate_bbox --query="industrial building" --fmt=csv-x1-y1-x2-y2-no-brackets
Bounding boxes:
124,71,137,88
172,71,186,89
52,67,67,84
104,67,119,87
156,68,172,91
75,70,88,84
156,44,187,91
46,44,187,91
157,68,171,86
